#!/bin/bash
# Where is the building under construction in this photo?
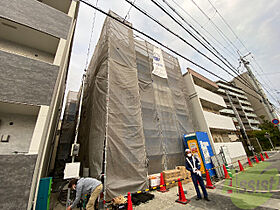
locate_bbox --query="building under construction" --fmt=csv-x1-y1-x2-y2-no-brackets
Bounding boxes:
78,11,194,199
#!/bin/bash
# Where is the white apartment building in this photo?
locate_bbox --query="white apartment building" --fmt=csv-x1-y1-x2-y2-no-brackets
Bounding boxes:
0,1,79,209
216,80,261,131
184,69,238,151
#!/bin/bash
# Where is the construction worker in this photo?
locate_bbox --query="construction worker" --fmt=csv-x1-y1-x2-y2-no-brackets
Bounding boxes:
67,177,103,210
185,149,210,201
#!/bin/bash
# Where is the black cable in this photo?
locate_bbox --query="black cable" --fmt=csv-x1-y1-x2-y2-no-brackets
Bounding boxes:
79,0,226,82
78,0,262,102
148,0,261,96
162,0,260,96
170,0,237,61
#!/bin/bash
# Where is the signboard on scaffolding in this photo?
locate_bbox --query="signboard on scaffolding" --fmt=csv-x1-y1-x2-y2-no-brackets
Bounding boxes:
64,162,80,179
152,47,168,78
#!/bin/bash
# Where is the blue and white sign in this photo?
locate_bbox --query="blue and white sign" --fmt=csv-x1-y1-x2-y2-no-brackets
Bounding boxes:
272,119,279,125
152,47,168,78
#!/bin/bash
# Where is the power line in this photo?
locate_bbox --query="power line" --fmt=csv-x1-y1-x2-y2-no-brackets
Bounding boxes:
124,0,137,21
148,0,261,96
85,0,99,69
206,0,279,104
207,0,249,53
189,0,239,55
78,0,264,102
169,0,238,61
162,0,241,81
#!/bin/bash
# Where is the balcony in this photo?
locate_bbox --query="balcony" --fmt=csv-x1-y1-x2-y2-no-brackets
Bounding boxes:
245,112,257,118
204,111,236,131
220,109,235,115
242,106,254,112
248,119,260,124
217,88,248,100
251,126,261,131
239,99,251,106
0,0,72,39
0,50,59,106
195,85,226,109
37,0,72,14
217,82,245,95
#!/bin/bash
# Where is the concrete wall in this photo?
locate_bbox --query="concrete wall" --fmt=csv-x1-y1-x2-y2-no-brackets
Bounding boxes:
0,38,54,64
184,73,216,151
0,112,38,154
204,111,236,131
195,84,226,108
0,0,71,39
0,154,37,210
0,50,59,105
214,142,247,167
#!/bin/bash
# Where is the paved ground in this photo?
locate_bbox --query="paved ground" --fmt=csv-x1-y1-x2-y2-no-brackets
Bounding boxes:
134,151,280,210
51,151,280,210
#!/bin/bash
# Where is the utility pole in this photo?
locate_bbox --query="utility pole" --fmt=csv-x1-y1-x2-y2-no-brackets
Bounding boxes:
240,57,280,132
264,132,275,150
226,91,255,155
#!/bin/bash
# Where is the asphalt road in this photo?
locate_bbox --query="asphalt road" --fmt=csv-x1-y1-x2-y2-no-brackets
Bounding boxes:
135,151,280,210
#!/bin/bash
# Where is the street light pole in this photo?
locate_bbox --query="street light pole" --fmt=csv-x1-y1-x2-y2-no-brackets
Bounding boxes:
264,132,275,150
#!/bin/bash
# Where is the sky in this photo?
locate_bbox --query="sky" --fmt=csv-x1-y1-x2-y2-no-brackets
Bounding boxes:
66,0,280,108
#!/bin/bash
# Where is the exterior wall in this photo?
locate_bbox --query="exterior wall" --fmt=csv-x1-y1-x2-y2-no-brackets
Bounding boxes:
232,73,274,122
0,112,38,154
0,50,59,105
184,73,215,149
0,38,54,64
0,0,80,209
217,81,261,131
0,155,37,210
203,111,236,131
0,0,71,39
195,84,226,108
28,106,50,154
214,142,247,166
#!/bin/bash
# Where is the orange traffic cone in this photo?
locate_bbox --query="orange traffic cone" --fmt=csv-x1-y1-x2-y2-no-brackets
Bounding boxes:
260,153,265,161
238,160,244,172
248,157,253,167
175,179,190,204
227,179,233,194
205,169,215,189
158,172,168,193
223,164,231,179
265,152,269,159
255,155,260,163
127,192,133,210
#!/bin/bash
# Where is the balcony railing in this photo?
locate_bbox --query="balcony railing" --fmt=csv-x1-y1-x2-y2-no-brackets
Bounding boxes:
203,111,236,131
248,119,260,124
195,85,226,108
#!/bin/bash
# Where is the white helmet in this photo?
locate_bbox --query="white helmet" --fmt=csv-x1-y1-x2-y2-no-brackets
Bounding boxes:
185,149,191,153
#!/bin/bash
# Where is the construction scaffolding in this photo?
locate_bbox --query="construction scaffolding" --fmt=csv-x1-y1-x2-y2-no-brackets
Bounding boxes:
78,11,194,200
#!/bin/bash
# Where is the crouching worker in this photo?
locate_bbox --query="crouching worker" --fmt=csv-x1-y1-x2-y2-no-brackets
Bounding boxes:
67,177,103,210
185,149,210,201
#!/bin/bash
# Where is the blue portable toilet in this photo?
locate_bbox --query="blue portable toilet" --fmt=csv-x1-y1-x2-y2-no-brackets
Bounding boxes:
36,177,52,210
183,132,216,177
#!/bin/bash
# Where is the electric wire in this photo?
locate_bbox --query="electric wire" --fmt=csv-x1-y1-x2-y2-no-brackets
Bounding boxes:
189,0,239,54
85,0,99,69
148,0,261,96
207,0,250,53
78,0,263,102
169,0,238,61
162,0,246,84
124,0,137,21
206,0,279,105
